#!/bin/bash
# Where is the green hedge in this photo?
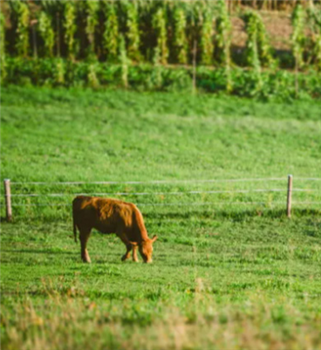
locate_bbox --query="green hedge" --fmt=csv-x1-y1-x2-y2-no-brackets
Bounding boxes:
4,57,321,101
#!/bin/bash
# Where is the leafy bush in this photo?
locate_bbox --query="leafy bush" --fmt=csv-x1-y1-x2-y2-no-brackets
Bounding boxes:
4,58,321,101
38,12,55,58
307,7,321,70
242,11,275,69
103,3,119,62
200,7,215,66
292,4,306,70
153,6,169,65
173,4,188,64
10,1,30,57
215,0,232,91
64,2,77,60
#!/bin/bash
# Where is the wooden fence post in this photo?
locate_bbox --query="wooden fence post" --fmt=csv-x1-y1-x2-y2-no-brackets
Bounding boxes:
4,179,12,222
286,175,293,218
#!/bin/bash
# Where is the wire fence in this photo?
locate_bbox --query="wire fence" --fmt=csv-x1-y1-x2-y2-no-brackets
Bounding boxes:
10,178,287,185
8,189,289,197
6,201,321,208
2,176,321,220
9,177,321,186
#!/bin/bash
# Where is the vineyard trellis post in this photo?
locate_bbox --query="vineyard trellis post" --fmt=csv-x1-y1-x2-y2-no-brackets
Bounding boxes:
4,179,12,222
31,20,38,58
192,39,197,94
56,12,60,57
287,174,293,218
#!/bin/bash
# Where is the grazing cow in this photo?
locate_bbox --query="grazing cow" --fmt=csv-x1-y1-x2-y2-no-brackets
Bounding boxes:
72,196,158,263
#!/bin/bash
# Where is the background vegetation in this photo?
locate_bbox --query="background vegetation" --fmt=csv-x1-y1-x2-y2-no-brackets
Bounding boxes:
1,0,321,98
1,87,321,349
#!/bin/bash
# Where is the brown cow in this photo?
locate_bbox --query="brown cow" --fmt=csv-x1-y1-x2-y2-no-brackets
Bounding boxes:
72,196,158,263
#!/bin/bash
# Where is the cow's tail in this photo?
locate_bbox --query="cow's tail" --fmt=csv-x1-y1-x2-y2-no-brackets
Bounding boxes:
72,207,78,243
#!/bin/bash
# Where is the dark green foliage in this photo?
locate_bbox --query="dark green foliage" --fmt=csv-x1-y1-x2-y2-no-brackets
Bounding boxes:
3,57,321,101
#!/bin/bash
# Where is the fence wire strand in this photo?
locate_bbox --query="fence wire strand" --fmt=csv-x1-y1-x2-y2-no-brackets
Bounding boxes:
6,201,321,208
10,177,287,186
8,188,320,198
8,189,285,197
9,177,321,186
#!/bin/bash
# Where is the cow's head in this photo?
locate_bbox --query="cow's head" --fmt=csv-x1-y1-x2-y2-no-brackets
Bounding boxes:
131,235,158,263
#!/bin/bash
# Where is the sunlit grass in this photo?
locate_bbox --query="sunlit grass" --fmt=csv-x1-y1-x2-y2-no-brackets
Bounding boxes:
1,86,321,349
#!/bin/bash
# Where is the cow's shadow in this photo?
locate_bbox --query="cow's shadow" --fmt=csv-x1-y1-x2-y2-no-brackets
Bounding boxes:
1,248,75,255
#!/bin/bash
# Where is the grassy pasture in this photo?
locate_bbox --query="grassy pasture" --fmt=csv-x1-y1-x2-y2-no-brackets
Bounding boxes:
1,86,321,349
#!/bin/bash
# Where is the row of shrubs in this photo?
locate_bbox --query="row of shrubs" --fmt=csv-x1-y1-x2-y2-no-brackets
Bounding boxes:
3,58,321,101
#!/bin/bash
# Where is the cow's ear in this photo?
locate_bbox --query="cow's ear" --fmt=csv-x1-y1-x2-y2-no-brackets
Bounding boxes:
151,235,158,243
129,241,138,246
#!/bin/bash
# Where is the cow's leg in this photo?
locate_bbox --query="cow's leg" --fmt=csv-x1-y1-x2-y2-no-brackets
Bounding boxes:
79,229,92,263
132,245,139,262
116,232,132,261
121,243,132,261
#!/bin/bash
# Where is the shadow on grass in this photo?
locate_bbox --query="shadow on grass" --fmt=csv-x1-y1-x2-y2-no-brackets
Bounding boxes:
144,208,321,221
1,249,75,255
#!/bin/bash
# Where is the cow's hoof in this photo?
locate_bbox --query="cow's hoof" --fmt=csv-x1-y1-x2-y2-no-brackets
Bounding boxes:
121,255,129,261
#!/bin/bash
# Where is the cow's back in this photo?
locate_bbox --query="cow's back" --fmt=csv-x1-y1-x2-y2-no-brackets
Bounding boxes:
73,196,138,234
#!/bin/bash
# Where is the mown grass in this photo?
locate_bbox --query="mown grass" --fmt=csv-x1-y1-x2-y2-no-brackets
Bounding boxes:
1,86,321,349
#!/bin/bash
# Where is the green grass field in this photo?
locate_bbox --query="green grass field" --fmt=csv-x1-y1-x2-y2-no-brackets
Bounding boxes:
1,86,321,350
